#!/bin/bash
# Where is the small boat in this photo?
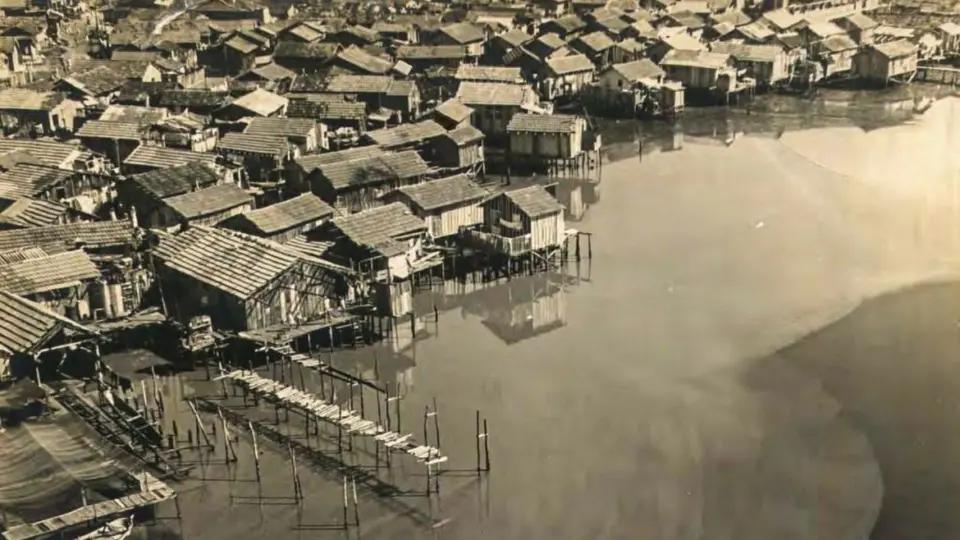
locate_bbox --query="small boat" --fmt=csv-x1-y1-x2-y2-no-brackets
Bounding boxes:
78,517,135,540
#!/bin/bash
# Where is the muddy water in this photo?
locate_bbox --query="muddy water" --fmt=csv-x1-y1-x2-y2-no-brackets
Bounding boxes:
127,91,960,540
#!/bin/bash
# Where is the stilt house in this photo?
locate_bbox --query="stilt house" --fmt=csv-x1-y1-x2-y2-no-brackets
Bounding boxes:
385,174,487,239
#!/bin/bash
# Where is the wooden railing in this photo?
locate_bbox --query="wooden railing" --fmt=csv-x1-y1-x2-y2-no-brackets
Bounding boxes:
462,229,532,256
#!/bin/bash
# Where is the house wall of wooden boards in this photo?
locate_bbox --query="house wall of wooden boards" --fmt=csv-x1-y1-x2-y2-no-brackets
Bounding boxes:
423,204,484,239
855,49,918,81
508,130,582,159
472,104,523,138
542,70,594,99
433,137,484,169
482,194,565,250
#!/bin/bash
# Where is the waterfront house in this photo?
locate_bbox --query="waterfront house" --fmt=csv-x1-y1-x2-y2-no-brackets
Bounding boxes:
215,132,292,183
0,249,100,320
75,120,144,166
542,54,596,99
433,99,475,130
935,22,960,54
117,161,221,224
455,82,538,139
317,202,429,282
799,21,846,55
148,182,251,232
709,43,790,86
153,225,354,331
507,113,587,160
646,31,704,63
244,117,319,152
760,10,803,33
770,33,808,66
819,34,858,77
599,58,665,89
305,149,431,213
476,184,565,255
361,121,447,155
285,146,387,194
385,174,486,239
659,50,734,90
432,124,485,172
308,75,420,122
854,40,919,83
569,31,616,66
218,193,333,243
834,12,878,45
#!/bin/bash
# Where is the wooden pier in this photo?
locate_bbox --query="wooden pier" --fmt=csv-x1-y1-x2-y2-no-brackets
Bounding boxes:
215,370,446,468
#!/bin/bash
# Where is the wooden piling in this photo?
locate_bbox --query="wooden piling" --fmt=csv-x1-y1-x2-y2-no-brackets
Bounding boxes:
483,418,490,472
289,444,302,503
352,478,360,526
341,477,349,530
475,410,481,476
250,421,261,484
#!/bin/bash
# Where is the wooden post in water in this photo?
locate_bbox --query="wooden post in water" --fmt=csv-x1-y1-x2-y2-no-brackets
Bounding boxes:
341,477,349,530
352,477,360,526
423,405,431,495
475,410,481,476
289,444,302,504
250,421,261,484
483,418,490,472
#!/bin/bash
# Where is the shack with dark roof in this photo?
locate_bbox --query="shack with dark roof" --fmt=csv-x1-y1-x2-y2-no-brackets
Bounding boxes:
854,40,918,83
384,174,487,239
433,124,485,172
217,192,334,243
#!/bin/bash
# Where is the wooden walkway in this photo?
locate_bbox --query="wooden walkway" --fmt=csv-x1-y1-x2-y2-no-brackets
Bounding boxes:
1,472,174,540
216,370,446,466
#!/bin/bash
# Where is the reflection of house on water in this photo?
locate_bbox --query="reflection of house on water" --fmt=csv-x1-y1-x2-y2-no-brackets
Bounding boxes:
483,175,600,222
415,270,580,345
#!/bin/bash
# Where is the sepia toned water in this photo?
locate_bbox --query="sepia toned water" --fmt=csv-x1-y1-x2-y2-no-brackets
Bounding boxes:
128,90,960,540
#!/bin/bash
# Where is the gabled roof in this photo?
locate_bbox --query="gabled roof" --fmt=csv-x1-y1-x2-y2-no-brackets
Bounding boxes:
127,161,221,200
546,14,588,34
594,16,631,34
217,132,290,156
761,9,802,31
363,120,447,148
606,58,664,82
274,40,341,60
456,81,537,107
546,53,595,75
76,120,144,141
439,22,486,44
162,183,251,220
244,117,317,139
572,31,615,52
434,99,474,123
0,89,69,112
0,220,136,252
710,9,751,27
871,39,917,58
805,21,845,39
507,113,581,133
710,42,782,63
0,198,70,229
241,62,296,81
226,88,288,117
100,105,167,124
733,20,775,42
658,31,704,52
821,33,858,52
124,146,218,171
335,47,394,75
397,174,487,212
455,64,525,83
0,164,73,200
660,11,706,29
335,25,379,45
498,28,534,48
221,193,333,236
0,140,88,170
444,124,484,146
396,45,470,60
0,290,96,354
295,146,387,175
331,202,427,249
0,249,99,296
838,12,878,31
286,97,366,121
501,185,563,218
315,150,430,190
661,49,730,69
938,22,960,35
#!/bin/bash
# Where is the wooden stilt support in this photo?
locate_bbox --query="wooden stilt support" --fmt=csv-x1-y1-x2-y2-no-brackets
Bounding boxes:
250,421,261,484
352,477,360,527
188,399,213,449
483,418,490,472
475,410,481,476
289,443,302,503
341,477,349,530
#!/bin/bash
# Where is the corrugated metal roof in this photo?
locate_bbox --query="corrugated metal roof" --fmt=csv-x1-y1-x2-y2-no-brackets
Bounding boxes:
226,193,333,235
163,183,251,219
124,145,218,170
0,198,69,228
76,120,144,141
0,249,99,296
507,113,581,133
332,202,427,247
398,174,487,211
456,81,536,107
317,150,430,190
0,164,74,200
363,120,446,148
0,220,137,252
127,161,221,200
244,117,317,139
155,226,335,299
503,185,563,218
0,290,94,353
217,132,290,156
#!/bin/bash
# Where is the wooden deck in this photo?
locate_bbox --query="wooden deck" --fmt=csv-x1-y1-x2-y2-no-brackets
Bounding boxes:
1,472,174,540
462,229,533,256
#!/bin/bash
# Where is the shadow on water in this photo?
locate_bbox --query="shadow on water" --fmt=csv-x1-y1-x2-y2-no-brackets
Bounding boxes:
746,280,960,540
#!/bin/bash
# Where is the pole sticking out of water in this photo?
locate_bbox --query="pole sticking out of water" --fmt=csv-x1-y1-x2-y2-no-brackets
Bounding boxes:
188,399,213,450
289,443,302,504
341,477,349,530
424,406,431,496
352,477,360,527
475,410,481,476
483,418,490,472
250,421,261,484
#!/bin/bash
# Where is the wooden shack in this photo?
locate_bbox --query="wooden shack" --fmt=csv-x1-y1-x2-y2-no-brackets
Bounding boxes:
215,132,293,183
506,113,587,160
152,183,253,232
432,99,475,130
306,149,431,213
0,249,100,320
75,120,144,166
217,192,334,243
244,117,319,151
385,174,487,239
117,161,222,225
455,81,538,140
433,124,485,173
471,184,565,256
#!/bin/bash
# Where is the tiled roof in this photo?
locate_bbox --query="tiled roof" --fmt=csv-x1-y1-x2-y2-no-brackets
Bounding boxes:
217,132,290,156
227,88,289,117
661,49,730,69
100,105,168,124
244,117,317,139
445,124,484,146
0,220,137,252
284,234,334,258
0,164,74,200
76,120,144,141
0,89,68,112
128,161,221,200
507,113,581,133
316,150,430,190
0,198,69,228
498,29,533,48
0,249,99,296
434,99,474,123
244,62,296,81
608,58,664,82
363,120,447,148
734,20,775,42
439,22,486,44
335,47,394,75
396,45,470,60
546,53,595,75
840,12,878,30
224,193,333,235
162,183,251,219
158,90,231,108
710,42,782,62
503,185,563,218
274,40,341,60
320,74,394,94
0,246,47,265
574,31,616,52
456,81,536,107
295,146,387,173
331,202,427,247
397,174,487,211
455,64,524,83
287,97,366,121
547,15,588,34
124,145,218,170
0,140,86,170
0,290,94,353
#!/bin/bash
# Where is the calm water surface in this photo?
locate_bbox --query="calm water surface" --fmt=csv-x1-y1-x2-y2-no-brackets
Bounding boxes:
136,90,960,540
